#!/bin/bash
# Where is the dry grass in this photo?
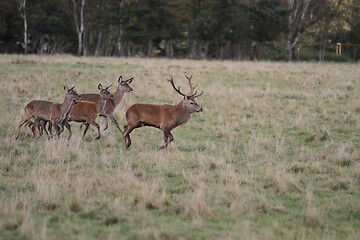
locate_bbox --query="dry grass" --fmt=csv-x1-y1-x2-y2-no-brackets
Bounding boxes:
0,54,360,239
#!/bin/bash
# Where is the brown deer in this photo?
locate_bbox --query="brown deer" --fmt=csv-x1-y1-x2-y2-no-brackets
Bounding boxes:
15,86,81,140
61,84,114,140
122,75,203,150
80,75,133,132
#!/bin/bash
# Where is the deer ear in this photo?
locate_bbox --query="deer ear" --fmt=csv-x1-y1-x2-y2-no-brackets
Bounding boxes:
64,85,69,91
118,76,122,83
98,83,102,90
126,78,133,84
70,85,76,90
107,85,112,90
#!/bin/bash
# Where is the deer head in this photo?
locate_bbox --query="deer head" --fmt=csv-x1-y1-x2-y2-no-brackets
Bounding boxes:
168,76,203,113
64,85,82,101
98,83,114,100
117,75,134,93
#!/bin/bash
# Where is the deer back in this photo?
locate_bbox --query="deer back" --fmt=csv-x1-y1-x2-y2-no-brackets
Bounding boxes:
25,100,59,120
125,102,187,130
70,100,98,121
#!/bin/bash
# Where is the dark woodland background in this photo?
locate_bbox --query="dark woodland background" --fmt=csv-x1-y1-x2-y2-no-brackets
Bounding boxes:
1,0,360,61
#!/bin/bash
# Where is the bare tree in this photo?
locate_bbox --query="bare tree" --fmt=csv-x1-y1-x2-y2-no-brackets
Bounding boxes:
117,1,124,56
286,0,310,61
286,0,324,61
72,0,86,56
18,0,27,54
94,0,105,57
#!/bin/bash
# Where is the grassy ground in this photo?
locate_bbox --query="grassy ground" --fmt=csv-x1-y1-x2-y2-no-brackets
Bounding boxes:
0,54,359,239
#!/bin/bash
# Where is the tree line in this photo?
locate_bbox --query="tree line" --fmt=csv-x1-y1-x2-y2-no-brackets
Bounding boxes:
1,0,359,61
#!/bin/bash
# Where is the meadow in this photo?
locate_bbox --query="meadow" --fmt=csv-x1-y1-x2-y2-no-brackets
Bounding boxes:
0,54,359,239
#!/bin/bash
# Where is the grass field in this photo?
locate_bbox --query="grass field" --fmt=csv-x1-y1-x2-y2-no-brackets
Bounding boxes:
0,54,360,239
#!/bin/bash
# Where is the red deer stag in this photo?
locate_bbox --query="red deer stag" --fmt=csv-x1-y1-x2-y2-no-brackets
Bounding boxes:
61,84,114,140
122,75,203,150
80,75,133,132
15,86,81,140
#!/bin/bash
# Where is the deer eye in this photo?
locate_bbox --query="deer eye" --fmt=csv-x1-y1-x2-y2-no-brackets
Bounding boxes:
190,102,194,105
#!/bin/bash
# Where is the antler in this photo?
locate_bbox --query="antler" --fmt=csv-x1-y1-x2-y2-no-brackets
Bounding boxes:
168,75,203,99
185,74,198,95
192,90,203,98
167,77,187,97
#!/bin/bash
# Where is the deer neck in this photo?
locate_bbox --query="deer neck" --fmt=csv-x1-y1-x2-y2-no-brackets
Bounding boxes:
97,96,107,113
59,96,73,118
112,87,125,107
174,100,192,126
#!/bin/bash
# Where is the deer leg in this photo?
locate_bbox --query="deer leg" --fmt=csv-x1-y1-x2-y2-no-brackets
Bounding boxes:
82,123,90,139
41,121,49,137
46,121,53,139
63,120,72,140
103,116,109,131
32,118,42,139
168,131,174,144
104,114,122,132
122,124,136,149
15,117,33,140
48,121,53,137
25,120,34,137
159,132,169,150
107,113,122,132
90,120,101,140
58,120,65,135
159,130,174,150
52,119,60,139
45,122,52,140
37,120,48,138
83,122,96,133
122,125,128,147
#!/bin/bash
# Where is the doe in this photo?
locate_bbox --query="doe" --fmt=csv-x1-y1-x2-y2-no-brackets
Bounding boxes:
15,86,81,140
62,84,114,139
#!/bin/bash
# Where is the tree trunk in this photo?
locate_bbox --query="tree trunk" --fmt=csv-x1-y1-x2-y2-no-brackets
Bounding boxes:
166,39,173,58
94,31,103,57
189,39,197,59
94,0,105,57
292,45,298,61
20,0,27,54
286,0,310,61
319,20,329,62
117,1,125,56
72,0,86,56
131,44,136,56
202,41,209,59
147,39,152,57
257,42,263,61
285,9,292,62
250,41,257,61
117,24,124,56
82,0,87,56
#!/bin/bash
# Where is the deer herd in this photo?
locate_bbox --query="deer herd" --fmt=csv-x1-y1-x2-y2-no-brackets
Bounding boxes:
15,75,203,150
